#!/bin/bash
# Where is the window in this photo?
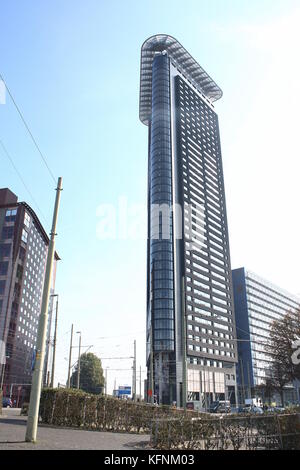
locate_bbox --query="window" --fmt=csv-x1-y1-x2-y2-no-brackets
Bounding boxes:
0,244,11,259
2,226,14,240
21,229,28,244
24,212,31,228
0,261,8,276
5,209,17,222
0,280,6,295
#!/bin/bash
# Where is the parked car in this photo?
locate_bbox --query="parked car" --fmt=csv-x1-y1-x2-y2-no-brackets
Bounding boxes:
209,400,231,413
233,405,249,413
250,405,264,414
266,406,285,413
2,397,13,408
242,404,264,414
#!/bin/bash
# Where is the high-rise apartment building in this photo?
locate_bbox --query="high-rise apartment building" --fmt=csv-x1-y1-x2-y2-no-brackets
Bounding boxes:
0,188,58,404
232,267,300,405
140,35,237,407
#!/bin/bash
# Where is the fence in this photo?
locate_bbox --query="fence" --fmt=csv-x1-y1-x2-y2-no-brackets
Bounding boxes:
151,413,300,450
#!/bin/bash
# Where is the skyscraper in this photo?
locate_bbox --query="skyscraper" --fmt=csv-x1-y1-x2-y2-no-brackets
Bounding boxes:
232,267,300,405
140,35,237,408
0,188,58,404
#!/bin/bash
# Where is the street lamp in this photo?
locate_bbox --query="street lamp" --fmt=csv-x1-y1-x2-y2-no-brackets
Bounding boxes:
105,367,109,396
49,294,58,388
76,332,81,389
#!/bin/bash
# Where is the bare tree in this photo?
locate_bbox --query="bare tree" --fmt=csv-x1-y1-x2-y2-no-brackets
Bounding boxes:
265,309,300,406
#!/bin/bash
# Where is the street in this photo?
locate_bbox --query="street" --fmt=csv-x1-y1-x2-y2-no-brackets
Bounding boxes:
0,408,150,450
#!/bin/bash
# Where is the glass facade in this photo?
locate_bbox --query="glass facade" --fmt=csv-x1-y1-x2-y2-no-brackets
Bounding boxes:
149,54,175,353
233,267,300,404
175,76,237,365
141,35,237,407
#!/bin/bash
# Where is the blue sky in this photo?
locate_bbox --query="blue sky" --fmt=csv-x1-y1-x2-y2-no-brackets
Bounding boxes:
1,0,300,392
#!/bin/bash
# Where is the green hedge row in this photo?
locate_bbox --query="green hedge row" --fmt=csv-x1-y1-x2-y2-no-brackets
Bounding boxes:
39,388,205,434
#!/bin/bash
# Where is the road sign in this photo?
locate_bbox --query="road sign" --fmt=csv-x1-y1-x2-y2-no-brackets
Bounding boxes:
118,388,131,396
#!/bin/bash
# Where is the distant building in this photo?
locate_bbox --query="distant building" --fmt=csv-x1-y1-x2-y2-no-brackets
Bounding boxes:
232,267,300,405
140,35,238,408
0,188,58,403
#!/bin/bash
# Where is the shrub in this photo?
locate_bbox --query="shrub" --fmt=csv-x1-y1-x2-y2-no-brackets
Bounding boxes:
39,389,300,449
39,388,205,434
21,402,29,416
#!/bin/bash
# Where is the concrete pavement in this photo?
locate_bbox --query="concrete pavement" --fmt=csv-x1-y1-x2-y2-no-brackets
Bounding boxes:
0,408,151,450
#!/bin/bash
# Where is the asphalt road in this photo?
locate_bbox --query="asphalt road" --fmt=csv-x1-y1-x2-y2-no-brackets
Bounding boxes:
0,408,150,450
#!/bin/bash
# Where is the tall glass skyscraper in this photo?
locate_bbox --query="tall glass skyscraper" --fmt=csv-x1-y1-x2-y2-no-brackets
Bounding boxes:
140,35,237,408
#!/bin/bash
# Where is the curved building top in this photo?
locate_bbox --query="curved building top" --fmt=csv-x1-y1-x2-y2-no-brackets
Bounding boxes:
139,34,223,125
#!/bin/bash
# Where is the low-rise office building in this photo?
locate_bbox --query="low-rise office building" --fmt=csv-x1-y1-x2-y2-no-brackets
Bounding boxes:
232,267,300,405
0,188,58,404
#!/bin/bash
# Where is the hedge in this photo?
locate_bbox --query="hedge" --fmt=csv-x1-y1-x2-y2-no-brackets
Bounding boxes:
39,389,300,449
39,388,205,434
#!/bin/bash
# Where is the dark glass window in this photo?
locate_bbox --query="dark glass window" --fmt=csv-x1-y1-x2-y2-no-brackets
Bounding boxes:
19,246,26,262
5,209,17,222
0,244,11,259
2,226,14,240
16,264,23,281
0,261,8,275
0,280,6,295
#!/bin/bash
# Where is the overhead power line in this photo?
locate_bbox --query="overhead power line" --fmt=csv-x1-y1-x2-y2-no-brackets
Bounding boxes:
0,139,49,226
0,73,56,184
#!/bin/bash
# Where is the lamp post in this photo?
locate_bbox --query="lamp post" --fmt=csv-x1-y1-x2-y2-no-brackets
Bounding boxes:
25,177,63,443
105,367,109,396
76,332,81,389
50,294,58,388
67,324,73,388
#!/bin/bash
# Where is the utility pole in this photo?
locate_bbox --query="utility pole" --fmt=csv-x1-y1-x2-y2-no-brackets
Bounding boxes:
132,340,137,401
76,332,81,389
149,324,154,404
139,365,142,401
25,177,63,443
50,294,58,388
105,368,108,396
240,358,246,403
67,324,73,388
182,276,187,410
247,361,252,399
149,267,154,404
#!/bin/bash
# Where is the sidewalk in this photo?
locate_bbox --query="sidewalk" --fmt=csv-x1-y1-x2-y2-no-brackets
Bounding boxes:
0,408,150,450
